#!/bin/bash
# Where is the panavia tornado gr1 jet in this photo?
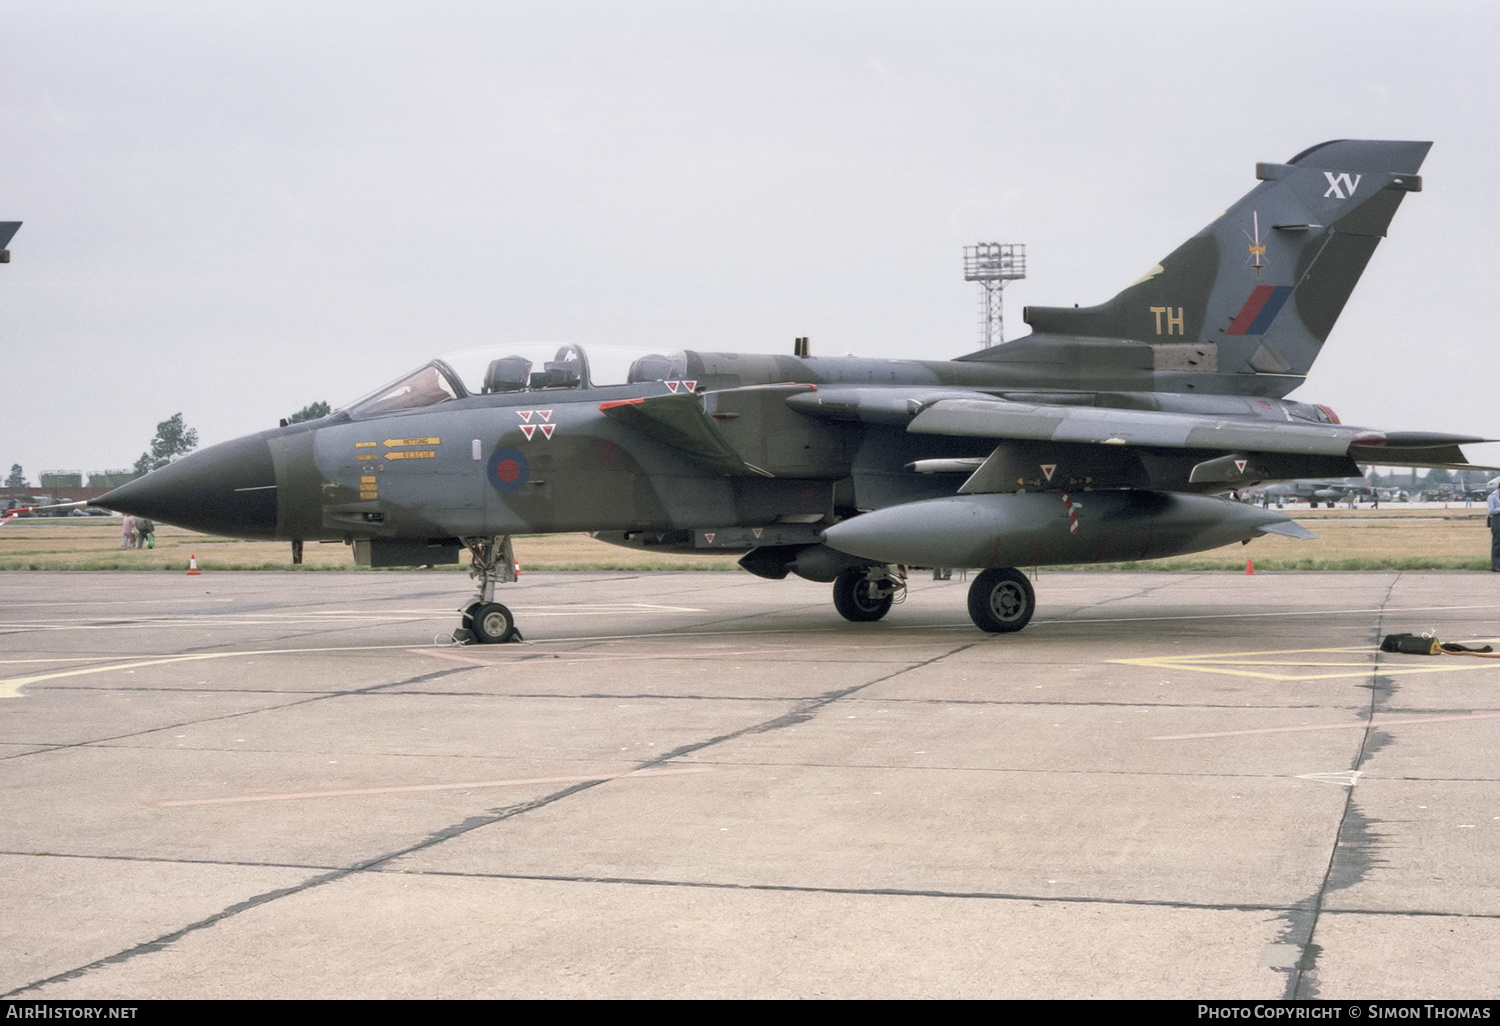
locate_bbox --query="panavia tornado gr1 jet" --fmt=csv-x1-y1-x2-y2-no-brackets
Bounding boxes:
99,140,1493,641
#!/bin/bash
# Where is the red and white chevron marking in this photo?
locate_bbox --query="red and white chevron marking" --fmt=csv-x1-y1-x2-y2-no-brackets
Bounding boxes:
1058,489,1079,535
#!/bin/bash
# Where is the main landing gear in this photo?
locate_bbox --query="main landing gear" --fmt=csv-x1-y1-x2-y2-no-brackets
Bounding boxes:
831,565,904,622
831,563,1036,634
966,567,1035,633
453,535,523,644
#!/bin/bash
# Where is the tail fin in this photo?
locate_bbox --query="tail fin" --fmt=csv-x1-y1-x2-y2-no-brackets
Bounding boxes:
1018,140,1430,395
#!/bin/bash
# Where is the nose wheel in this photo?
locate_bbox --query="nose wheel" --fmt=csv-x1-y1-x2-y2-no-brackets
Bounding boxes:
463,601,519,644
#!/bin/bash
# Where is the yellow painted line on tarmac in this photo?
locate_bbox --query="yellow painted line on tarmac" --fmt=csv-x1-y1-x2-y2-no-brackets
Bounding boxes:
0,654,237,697
153,764,714,807
0,616,434,631
1152,710,1500,742
1043,604,1500,627
0,657,122,665
1112,643,1500,682
0,643,434,699
0,604,707,632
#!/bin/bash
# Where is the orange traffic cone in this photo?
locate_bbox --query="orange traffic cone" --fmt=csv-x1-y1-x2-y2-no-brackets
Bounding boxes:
186,554,201,576
1245,558,1255,575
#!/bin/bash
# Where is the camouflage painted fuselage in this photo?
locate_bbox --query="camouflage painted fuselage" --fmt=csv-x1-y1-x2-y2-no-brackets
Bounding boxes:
103,344,1365,551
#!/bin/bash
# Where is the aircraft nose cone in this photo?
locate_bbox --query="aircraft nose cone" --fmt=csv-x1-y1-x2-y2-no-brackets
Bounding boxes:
98,432,280,538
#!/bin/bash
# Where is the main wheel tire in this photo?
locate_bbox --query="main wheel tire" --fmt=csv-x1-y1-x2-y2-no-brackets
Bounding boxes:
832,568,893,622
967,567,1035,634
469,602,516,643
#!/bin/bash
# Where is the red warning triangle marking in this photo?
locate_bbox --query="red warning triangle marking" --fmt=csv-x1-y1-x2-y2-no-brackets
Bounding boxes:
1235,459,1247,473
752,527,763,539
704,532,715,543
539,410,552,422
1041,464,1057,481
666,380,680,393
517,410,533,423
684,380,697,391
520,424,537,440
540,424,556,439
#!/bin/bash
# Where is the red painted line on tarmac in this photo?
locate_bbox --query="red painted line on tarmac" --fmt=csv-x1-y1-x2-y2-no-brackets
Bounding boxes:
153,765,714,807
408,648,500,667
1151,710,1500,741
411,644,900,665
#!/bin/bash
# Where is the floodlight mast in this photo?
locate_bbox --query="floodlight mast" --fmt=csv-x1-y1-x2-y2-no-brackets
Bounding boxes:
963,242,1025,347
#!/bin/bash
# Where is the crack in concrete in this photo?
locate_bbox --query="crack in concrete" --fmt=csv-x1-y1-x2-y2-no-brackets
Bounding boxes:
0,849,338,871
9,847,1500,920
385,867,1318,912
1282,573,1402,1000
374,866,1500,919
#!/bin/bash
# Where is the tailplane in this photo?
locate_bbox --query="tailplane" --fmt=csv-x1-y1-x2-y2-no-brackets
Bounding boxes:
1009,140,1430,395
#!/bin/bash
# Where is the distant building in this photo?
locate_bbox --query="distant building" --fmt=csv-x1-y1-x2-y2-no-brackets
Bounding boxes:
87,470,140,488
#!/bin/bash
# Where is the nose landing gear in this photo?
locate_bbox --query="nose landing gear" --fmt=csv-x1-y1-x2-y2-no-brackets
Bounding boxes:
453,535,523,644
463,601,516,644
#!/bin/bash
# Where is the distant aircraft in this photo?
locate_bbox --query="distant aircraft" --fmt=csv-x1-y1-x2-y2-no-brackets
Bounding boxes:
98,140,1494,640
1247,476,1376,508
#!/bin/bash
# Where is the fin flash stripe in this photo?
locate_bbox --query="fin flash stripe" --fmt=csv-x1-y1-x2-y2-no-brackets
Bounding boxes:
1228,285,1293,336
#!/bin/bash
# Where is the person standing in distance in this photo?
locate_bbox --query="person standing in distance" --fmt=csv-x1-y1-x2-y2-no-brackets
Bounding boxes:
1489,481,1500,572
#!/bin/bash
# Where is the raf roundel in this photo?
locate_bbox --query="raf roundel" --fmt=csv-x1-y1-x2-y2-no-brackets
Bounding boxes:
486,447,530,493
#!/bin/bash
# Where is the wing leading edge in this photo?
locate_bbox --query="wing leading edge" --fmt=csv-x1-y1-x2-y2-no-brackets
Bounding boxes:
789,389,1493,494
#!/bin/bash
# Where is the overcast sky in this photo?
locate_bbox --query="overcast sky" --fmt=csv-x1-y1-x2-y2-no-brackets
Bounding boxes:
2,1,1497,478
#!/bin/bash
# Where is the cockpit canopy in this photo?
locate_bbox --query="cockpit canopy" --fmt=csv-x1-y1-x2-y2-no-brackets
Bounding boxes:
342,344,689,420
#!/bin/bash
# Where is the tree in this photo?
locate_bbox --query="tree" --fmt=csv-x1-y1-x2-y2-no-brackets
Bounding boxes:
5,464,25,487
133,413,199,475
287,401,331,424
